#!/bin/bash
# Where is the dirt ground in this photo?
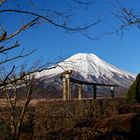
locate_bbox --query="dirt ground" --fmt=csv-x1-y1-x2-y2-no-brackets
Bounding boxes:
0,98,48,107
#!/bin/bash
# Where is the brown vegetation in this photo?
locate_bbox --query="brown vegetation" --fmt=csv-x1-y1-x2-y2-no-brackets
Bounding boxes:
1,97,140,140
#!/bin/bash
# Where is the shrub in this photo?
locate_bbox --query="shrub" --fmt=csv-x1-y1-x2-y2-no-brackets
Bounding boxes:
126,73,140,103
0,119,12,140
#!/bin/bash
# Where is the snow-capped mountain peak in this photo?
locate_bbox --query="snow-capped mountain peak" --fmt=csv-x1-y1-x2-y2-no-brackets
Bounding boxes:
36,53,135,88
35,53,136,98
58,53,135,79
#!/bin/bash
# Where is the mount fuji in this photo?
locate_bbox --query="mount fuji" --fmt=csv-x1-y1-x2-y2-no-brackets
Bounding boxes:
36,53,136,98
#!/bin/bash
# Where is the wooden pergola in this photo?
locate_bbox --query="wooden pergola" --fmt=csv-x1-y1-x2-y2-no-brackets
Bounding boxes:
62,70,118,101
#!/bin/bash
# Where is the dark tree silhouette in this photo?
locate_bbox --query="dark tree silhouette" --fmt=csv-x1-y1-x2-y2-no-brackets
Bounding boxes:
126,73,140,103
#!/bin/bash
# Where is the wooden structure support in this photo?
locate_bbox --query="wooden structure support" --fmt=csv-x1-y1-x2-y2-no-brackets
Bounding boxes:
62,70,73,101
69,77,118,100
62,76,67,100
78,84,82,100
93,85,97,99
62,71,118,100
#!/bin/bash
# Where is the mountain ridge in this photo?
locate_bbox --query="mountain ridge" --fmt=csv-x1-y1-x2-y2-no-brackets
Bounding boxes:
36,53,135,82
35,53,135,97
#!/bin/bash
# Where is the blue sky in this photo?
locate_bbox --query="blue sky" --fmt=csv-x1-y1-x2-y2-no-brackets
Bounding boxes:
1,0,140,74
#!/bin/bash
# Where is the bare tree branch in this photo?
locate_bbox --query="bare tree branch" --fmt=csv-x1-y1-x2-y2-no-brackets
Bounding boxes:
0,0,5,6
0,43,20,53
2,65,15,85
3,17,40,40
3,86,17,135
0,49,36,65
0,9,102,32
111,1,140,35
73,0,95,5
0,31,7,42
2,74,38,139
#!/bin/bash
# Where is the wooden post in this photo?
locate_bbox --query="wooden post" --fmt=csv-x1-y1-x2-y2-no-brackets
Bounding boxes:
110,86,114,99
62,76,67,101
78,84,82,100
93,85,97,99
66,73,70,100
63,70,73,101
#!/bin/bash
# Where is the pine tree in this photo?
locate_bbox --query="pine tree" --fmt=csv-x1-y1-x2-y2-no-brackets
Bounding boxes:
126,73,140,103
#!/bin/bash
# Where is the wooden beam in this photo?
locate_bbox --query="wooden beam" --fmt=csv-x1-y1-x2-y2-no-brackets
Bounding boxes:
78,84,82,100
70,77,118,87
93,85,97,99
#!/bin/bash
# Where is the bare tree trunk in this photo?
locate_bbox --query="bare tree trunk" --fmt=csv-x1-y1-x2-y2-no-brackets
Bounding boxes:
3,75,37,140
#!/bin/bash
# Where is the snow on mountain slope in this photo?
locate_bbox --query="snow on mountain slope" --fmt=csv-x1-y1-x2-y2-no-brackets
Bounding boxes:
36,53,135,86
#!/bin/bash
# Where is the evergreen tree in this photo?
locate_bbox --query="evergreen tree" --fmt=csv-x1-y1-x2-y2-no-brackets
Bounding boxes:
126,73,140,103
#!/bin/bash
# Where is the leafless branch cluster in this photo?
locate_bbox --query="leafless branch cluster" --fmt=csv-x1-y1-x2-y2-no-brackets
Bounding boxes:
119,8,140,28
0,0,102,87
0,9,102,33
2,74,38,139
0,16,37,88
111,1,140,36
114,7,140,33
0,0,102,139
